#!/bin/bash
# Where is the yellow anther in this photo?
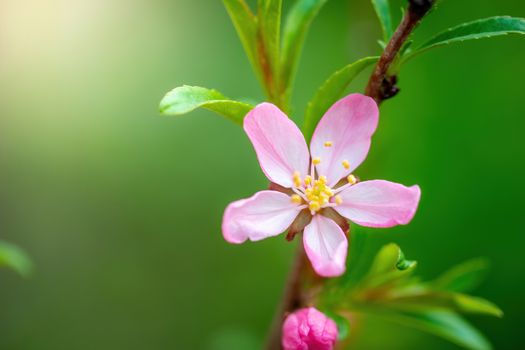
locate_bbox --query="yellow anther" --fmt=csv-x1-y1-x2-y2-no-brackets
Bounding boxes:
291,194,302,204
304,175,312,186
318,175,327,184
312,157,321,165
323,188,334,197
342,160,350,170
324,141,333,147
292,171,302,187
335,195,343,205
309,201,321,212
347,174,357,185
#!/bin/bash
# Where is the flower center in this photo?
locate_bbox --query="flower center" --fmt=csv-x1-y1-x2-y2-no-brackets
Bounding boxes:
291,172,340,214
305,175,334,212
289,150,358,215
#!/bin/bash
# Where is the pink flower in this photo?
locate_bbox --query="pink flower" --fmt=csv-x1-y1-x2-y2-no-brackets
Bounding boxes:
222,94,421,277
282,307,338,350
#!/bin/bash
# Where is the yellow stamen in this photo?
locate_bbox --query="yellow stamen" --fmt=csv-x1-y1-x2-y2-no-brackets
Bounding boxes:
304,175,312,186
347,174,357,185
312,157,321,165
323,188,334,197
342,160,350,170
292,171,302,187
302,174,338,213
291,194,302,204
335,195,343,205
309,201,321,212
324,141,333,147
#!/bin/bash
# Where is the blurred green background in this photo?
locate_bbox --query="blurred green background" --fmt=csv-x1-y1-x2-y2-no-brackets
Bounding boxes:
1,0,524,349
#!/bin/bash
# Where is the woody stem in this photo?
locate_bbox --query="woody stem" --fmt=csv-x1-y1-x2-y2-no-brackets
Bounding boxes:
365,0,434,103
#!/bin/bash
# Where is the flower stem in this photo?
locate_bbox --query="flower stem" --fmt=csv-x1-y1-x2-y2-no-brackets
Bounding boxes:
265,242,309,350
365,0,434,103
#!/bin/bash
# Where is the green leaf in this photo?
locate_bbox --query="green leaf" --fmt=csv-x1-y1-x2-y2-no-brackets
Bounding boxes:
371,0,393,42
403,16,525,63
453,294,503,318
280,0,328,101
369,309,492,350
223,0,261,80
0,241,33,277
159,85,254,125
368,243,416,276
368,243,403,276
433,258,489,293
359,243,417,290
303,56,378,141
257,0,282,80
379,288,503,318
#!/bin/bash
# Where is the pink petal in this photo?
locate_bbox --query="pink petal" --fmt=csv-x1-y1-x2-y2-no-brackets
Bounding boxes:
244,103,310,188
335,180,421,228
222,190,302,244
310,94,379,187
282,307,338,350
303,215,348,277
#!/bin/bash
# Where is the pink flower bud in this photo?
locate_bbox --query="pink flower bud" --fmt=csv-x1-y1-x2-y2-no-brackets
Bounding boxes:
282,307,338,350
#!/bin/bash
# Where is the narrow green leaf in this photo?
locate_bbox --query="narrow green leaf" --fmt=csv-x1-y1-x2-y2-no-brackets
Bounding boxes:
371,0,393,42
257,0,282,80
454,294,503,318
368,243,416,276
223,0,261,80
404,16,525,63
363,308,492,350
379,289,503,318
368,243,402,276
159,85,254,125
280,0,328,101
359,243,417,290
303,56,378,141
0,241,33,277
433,258,489,292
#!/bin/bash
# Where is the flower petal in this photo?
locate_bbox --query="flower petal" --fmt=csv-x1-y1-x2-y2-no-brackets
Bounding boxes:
310,94,379,187
303,215,348,277
244,103,310,188
222,190,302,244
335,180,421,228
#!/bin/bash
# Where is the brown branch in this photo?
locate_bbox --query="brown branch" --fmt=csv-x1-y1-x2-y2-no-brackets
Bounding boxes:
365,0,434,104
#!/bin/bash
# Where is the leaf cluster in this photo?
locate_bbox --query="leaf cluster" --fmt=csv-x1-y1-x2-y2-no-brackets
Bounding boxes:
160,1,525,140
319,244,501,350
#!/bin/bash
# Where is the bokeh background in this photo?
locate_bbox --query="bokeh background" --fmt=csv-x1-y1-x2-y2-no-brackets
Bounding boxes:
1,0,524,349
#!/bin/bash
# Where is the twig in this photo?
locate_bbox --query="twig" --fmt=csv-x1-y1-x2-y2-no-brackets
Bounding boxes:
365,0,434,103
